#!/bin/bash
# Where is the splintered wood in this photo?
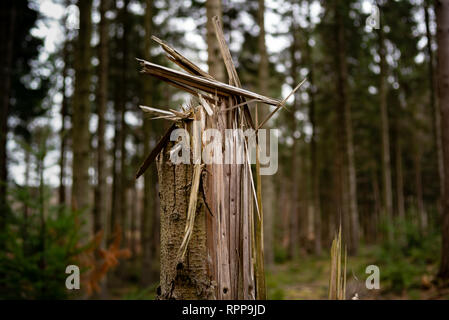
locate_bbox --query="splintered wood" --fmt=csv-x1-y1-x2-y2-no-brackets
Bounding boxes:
136,16,304,300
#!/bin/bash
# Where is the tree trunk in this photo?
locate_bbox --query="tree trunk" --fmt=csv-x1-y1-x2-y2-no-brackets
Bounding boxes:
111,91,122,236
94,0,108,237
378,20,394,239
306,0,322,255
72,0,92,211
22,144,31,244
425,1,445,216
335,0,359,254
111,0,124,239
372,169,381,242
436,0,449,280
59,27,70,206
257,0,274,266
395,133,405,221
413,137,427,233
157,136,214,299
120,0,130,247
0,1,16,233
141,0,156,286
288,18,300,259
92,0,109,298
206,0,225,82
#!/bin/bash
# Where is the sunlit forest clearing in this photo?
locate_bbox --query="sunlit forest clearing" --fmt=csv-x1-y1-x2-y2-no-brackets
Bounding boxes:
1,0,449,301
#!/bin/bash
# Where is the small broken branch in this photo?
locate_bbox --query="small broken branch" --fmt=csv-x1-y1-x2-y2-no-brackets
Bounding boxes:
135,123,177,179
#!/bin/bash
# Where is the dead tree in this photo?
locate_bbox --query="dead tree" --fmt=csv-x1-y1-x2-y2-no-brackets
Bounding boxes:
135,19,304,300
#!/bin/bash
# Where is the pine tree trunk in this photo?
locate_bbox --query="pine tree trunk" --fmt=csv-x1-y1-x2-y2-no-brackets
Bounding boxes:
91,2,109,290
413,141,427,233
111,0,124,238
335,0,359,253
306,0,321,255
72,0,92,211
425,1,445,216
395,133,405,221
436,0,449,280
288,19,300,259
206,0,225,82
141,0,155,286
120,0,130,247
0,2,16,233
93,1,109,297
94,0,108,237
372,169,381,242
378,23,394,238
59,28,70,206
258,0,274,266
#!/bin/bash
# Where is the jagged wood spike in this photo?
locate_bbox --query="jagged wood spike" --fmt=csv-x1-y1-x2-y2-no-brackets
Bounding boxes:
152,35,213,79
135,123,176,179
257,78,307,130
212,16,255,129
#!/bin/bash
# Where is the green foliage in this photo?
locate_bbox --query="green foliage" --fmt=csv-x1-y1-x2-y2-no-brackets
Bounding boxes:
274,246,289,264
121,284,158,300
372,216,440,293
0,185,88,299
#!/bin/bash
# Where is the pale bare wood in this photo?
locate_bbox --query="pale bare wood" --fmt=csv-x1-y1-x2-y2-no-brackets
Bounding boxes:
257,78,307,129
152,35,213,79
212,16,255,129
254,106,267,299
137,58,280,106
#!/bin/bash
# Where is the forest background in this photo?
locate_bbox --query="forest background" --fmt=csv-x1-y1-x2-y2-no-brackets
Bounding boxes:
1,0,449,300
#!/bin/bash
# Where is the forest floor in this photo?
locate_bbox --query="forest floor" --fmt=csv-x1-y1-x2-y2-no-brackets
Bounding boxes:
109,245,449,300
266,245,449,300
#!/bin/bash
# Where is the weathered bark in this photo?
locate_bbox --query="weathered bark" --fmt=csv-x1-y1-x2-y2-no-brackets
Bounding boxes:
141,0,156,286
378,21,394,237
335,0,359,253
258,0,274,266
436,0,449,280
157,123,214,300
206,0,225,82
72,0,92,211
425,1,445,215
